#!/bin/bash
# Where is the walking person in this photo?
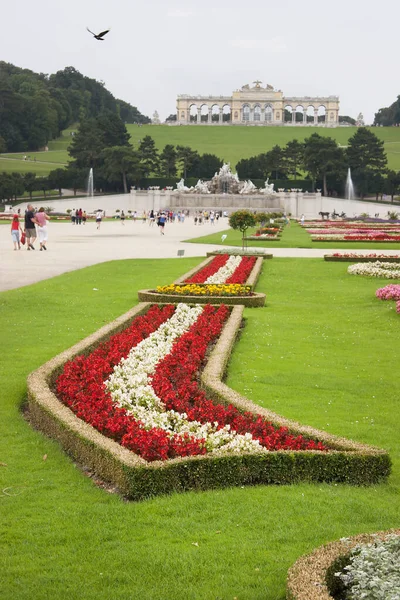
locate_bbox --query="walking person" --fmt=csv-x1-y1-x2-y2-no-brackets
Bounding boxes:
35,207,50,250
96,209,103,230
120,210,125,225
11,214,24,250
158,212,166,235
149,210,155,226
77,208,83,225
24,204,37,250
82,210,87,225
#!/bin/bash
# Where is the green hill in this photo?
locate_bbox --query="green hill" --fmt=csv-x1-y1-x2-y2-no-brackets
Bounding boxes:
3,125,400,176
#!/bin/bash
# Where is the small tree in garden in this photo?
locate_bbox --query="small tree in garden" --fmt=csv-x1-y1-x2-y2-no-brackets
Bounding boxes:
229,210,256,250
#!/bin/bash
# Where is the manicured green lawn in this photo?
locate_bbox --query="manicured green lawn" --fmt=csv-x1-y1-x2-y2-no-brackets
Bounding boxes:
1,257,399,599
4,124,400,176
186,220,400,250
0,158,58,175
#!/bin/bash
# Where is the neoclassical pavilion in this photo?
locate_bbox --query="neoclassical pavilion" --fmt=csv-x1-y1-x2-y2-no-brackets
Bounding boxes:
176,81,340,126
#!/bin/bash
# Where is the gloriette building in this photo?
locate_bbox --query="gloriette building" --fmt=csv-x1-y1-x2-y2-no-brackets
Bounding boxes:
176,81,340,126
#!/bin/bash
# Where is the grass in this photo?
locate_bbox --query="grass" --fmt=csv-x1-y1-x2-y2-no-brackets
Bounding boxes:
1,257,400,599
3,124,400,176
186,220,400,250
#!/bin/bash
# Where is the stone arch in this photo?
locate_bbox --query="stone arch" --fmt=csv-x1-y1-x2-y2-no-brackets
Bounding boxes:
200,103,209,123
318,105,326,123
211,104,220,123
189,103,198,123
265,104,273,122
242,104,250,122
284,105,293,122
222,104,231,122
254,104,261,121
306,105,315,123
295,105,304,123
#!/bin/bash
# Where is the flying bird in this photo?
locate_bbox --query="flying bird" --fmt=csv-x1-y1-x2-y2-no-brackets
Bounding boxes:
86,27,111,41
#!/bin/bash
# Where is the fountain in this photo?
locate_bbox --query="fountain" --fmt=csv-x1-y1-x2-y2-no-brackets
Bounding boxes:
87,168,94,197
345,167,355,200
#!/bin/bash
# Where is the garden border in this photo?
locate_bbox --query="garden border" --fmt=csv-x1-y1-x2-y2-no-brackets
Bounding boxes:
286,528,400,600
27,302,390,501
138,256,266,307
206,250,273,259
324,255,400,262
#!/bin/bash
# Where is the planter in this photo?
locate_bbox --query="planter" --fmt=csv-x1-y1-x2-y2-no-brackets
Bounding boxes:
286,529,400,600
324,255,400,262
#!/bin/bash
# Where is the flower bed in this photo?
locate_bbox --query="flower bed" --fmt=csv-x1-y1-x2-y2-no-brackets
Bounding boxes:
138,255,266,307
376,284,400,314
206,249,273,259
155,284,253,297
286,529,400,600
245,234,281,241
348,261,400,279
27,303,390,500
312,234,400,242
324,253,400,262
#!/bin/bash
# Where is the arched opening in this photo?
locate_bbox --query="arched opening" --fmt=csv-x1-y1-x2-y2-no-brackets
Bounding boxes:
189,104,198,123
284,105,293,122
222,104,231,122
306,105,315,123
295,105,304,123
211,104,220,123
265,104,273,122
242,104,250,122
200,104,209,123
253,105,261,121
318,105,326,123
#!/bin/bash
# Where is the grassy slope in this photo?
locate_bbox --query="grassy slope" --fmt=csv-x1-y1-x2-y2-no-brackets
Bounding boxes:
1,257,400,600
3,125,400,176
186,220,400,250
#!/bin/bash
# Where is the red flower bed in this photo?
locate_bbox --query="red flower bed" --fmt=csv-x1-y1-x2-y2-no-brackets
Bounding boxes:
56,303,327,461
185,255,229,283
226,256,256,284
151,304,326,453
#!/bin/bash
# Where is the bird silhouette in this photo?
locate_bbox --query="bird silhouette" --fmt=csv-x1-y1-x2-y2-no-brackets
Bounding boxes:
86,27,111,41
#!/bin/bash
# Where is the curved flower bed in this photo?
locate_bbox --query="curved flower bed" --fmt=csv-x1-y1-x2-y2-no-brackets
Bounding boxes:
312,234,400,241
286,529,400,600
155,284,252,297
348,261,400,279
376,284,400,314
325,253,400,262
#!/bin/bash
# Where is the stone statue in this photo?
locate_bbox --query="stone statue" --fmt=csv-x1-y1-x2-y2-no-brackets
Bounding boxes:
152,110,161,125
259,178,276,195
356,112,365,126
239,180,258,194
176,178,193,193
194,179,210,194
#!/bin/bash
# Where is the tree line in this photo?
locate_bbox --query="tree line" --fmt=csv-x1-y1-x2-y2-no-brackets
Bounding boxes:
0,62,150,152
236,129,400,199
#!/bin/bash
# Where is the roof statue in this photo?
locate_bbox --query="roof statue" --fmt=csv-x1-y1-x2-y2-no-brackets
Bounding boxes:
253,80,263,89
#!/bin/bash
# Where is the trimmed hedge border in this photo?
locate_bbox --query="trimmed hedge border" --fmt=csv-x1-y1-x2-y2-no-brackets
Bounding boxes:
286,528,400,600
27,303,390,501
206,251,273,259
324,255,400,262
138,256,266,307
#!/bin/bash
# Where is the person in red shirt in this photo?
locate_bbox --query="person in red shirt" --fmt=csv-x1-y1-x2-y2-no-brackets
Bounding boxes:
11,214,24,250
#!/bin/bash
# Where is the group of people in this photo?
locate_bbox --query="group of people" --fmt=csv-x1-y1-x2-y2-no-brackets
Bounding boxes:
193,210,219,225
70,209,87,225
11,204,50,251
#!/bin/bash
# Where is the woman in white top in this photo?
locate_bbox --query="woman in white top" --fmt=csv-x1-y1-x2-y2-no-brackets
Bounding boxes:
35,207,50,250
96,210,103,229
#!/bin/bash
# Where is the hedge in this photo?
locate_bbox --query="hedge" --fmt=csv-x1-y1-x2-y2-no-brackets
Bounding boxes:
27,302,390,501
286,529,400,600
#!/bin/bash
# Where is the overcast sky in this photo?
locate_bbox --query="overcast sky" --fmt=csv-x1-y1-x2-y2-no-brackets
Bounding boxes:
2,0,398,124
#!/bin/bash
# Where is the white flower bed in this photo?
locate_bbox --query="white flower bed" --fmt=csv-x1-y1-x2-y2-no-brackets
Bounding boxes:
106,303,266,455
335,534,400,600
348,261,400,279
205,255,242,284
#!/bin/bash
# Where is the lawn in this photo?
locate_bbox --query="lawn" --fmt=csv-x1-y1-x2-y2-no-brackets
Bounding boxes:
3,124,400,176
186,220,400,250
0,257,399,599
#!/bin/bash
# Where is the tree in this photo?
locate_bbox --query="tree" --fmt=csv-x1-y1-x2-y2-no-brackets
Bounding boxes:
284,140,304,179
385,170,400,201
303,133,346,195
263,145,287,179
23,172,37,200
159,144,177,177
68,118,104,168
188,153,223,179
229,210,256,251
138,136,159,177
165,114,177,122
346,128,387,199
374,95,400,126
102,146,143,193
63,166,86,196
339,115,356,125
176,146,199,179
48,168,68,197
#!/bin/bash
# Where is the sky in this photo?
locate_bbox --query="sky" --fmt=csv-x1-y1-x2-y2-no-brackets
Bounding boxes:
1,0,399,124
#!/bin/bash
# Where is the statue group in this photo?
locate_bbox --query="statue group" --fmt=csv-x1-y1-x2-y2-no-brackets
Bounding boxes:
175,164,276,196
